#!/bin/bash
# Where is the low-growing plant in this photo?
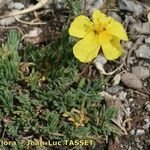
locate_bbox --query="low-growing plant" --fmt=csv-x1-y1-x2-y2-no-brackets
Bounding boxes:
0,29,121,150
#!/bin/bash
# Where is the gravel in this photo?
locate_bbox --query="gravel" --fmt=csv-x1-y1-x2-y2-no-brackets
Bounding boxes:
132,66,150,80
135,129,145,136
136,44,150,60
106,85,123,94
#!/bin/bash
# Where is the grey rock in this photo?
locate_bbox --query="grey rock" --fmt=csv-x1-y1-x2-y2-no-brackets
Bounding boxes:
134,22,150,34
145,37,150,44
145,103,150,112
118,0,144,16
118,91,127,100
8,2,25,10
132,66,150,80
108,12,122,22
143,122,150,130
85,0,105,13
0,17,15,26
0,0,11,9
121,72,143,90
0,12,22,26
130,130,135,135
125,15,137,24
94,55,107,65
0,0,5,9
136,44,150,60
136,129,145,136
106,85,123,94
134,3,144,16
128,98,134,102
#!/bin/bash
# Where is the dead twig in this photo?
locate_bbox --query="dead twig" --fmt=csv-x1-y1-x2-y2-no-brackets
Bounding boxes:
0,0,51,19
14,16,47,25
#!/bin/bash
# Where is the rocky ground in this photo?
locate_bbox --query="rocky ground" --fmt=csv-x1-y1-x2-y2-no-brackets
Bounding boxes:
0,0,149,150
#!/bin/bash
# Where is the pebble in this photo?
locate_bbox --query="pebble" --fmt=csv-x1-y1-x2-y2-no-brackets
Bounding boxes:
0,0,11,10
108,12,122,22
112,74,121,86
94,55,107,65
145,103,150,112
8,2,25,10
106,85,123,94
148,12,150,23
136,129,145,136
125,41,133,49
136,44,150,60
144,118,149,123
128,98,134,102
118,0,143,16
126,107,131,116
134,22,150,34
0,17,16,26
118,91,127,100
85,0,105,13
145,37,150,44
143,122,150,130
132,66,150,80
130,130,135,135
121,72,143,90
0,0,5,9
28,28,43,37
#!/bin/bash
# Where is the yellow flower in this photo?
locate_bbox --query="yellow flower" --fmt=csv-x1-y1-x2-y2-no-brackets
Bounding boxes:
69,9,128,62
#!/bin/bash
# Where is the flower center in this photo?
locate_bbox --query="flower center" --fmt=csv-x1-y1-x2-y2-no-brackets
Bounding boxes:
93,24,106,35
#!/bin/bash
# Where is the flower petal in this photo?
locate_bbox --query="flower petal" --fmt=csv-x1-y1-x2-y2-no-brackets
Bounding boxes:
73,32,100,62
102,37,124,60
92,9,106,24
69,15,93,38
107,20,128,41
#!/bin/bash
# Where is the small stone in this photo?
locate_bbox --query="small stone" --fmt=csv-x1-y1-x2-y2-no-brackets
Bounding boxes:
144,118,149,123
112,74,121,86
136,129,145,136
148,11,150,23
145,103,150,112
27,28,42,37
0,17,15,25
118,0,143,16
106,85,123,94
108,12,122,22
24,28,43,44
0,0,5,9
143,122,150,130
86,0,105,13
8,2,25,10
133,3,144,16
134,22,150,34
130,130,135,135
136,44,150,60
118,91,127,100
121,72,143,90
132,66,150,80
135,138,140,143
0,0,11,10
128,98,134,102
94,55,107,65
125,41,133,49
145,37,150,44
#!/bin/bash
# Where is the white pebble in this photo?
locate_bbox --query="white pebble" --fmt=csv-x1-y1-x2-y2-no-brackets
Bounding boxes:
143,122,150,130
136,129,145,136
130,130,135,135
